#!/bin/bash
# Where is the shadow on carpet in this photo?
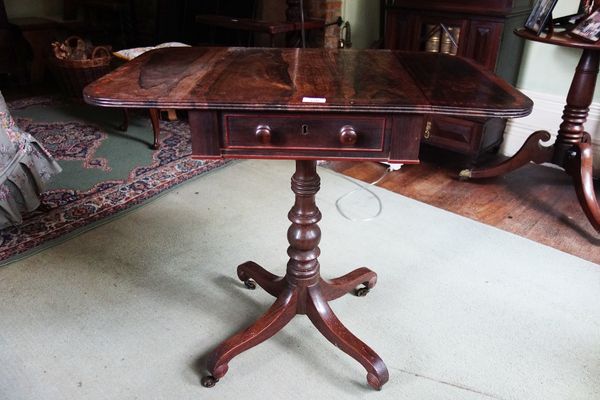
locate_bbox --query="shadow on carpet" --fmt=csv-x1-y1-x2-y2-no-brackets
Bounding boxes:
0,96,228,265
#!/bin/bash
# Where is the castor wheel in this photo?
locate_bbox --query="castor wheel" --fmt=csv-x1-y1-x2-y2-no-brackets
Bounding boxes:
201,375,219,388
244,279,257,290
355,286,370,297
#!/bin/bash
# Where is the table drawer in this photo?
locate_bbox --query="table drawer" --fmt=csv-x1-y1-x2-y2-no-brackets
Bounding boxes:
423,115,482,154
223,113,386,152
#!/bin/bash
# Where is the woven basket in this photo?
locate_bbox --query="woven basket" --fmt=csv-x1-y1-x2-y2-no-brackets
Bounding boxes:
50,37,113,98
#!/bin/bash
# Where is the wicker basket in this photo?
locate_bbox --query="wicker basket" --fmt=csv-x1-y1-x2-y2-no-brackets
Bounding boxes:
50,37,113,98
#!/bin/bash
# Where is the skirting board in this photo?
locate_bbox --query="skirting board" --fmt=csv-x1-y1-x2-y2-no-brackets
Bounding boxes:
501,89,600,175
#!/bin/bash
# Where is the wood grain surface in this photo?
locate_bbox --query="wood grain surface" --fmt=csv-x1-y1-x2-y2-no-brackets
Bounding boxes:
84,47,532,118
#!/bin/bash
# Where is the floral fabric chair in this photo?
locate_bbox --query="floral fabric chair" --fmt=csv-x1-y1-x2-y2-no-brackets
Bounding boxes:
0,92,61,228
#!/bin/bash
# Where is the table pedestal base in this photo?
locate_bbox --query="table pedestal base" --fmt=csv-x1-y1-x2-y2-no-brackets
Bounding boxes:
201,160,389,390
459,48,600,233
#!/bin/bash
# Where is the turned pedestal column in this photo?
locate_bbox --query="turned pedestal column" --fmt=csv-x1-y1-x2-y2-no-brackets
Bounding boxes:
201,160,389,390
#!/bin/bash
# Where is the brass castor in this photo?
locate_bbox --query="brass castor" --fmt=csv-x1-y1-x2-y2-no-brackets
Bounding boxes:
355,286,370,297
201,375,219,388
244,279,257,290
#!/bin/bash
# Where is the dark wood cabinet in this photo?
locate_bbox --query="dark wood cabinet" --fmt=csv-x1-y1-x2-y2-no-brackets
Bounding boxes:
383,0,533,160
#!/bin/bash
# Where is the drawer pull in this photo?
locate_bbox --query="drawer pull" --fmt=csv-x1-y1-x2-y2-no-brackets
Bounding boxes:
424,121,432,140
255,125,272,144
339,125,358,145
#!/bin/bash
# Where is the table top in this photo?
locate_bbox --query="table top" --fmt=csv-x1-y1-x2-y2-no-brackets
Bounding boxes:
83,47,532,118
515,28,600,50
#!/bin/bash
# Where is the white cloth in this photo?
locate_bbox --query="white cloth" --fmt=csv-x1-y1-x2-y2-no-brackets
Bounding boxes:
112,42,191,61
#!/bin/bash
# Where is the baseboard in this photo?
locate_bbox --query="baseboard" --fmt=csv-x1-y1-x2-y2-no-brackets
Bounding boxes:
501,89,600,175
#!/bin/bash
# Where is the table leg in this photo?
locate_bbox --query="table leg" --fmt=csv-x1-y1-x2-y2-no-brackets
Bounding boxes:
306,285,389,390
319,267,378,300
564,142,600,232
459,130,553,179
119,108,129,131
148,108,161,150
202,160,389,390
237,261,286,296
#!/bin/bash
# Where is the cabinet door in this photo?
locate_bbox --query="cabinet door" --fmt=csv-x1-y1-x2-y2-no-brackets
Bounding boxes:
384,9,414,50
464,21,503,71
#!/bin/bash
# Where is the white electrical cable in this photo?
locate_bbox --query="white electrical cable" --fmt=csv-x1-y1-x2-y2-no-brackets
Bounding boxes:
323,166,392,222
302,0,385,222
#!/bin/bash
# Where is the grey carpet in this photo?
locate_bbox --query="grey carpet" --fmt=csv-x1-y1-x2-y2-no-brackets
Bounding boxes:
0,160,598,400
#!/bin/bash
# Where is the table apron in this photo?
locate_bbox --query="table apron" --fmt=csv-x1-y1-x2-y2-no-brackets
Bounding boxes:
189,110,424,163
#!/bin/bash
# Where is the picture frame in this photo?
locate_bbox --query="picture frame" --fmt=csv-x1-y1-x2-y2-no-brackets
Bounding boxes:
551,0,599,30
525,0,560,35
552,13,586,29
570,9,600,41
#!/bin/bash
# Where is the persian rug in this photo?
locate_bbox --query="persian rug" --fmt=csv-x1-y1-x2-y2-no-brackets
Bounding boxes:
0,96,228,264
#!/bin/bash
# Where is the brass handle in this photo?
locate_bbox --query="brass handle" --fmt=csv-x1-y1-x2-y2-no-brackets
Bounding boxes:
339,125,358,145
255,125,272,144
424,121,432,140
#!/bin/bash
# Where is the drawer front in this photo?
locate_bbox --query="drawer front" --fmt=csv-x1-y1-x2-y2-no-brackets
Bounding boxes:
224,113,386,152
423,115,483,154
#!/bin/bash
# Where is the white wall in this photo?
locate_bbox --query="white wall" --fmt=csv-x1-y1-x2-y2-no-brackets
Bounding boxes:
341,0,381,49
517,0,600,101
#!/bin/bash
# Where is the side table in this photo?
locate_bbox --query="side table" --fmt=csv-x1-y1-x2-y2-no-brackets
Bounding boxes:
461,29,600,233
83,47,532,391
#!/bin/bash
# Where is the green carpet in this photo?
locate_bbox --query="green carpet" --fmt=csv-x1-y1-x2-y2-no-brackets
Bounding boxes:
0,96,228,264
12,98,156,191
0,159,597,400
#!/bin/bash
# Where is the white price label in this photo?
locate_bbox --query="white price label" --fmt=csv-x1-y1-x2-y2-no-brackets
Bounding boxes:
302,97,327,103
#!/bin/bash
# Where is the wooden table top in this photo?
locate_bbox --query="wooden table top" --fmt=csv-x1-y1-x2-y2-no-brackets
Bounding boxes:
83,47,532,118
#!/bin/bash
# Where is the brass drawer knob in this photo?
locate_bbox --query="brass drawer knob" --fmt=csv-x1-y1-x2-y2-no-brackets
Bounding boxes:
255,125,272,144
339,125,358,145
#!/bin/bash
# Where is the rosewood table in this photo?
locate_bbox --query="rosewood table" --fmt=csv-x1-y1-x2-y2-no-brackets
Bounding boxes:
83,47,532,390
461,29,600,233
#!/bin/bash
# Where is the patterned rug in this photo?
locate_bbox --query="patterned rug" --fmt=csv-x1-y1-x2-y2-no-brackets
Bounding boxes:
0,96,228,265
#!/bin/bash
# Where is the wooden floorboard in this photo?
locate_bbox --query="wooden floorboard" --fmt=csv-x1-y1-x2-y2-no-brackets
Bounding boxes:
328,148,600,265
